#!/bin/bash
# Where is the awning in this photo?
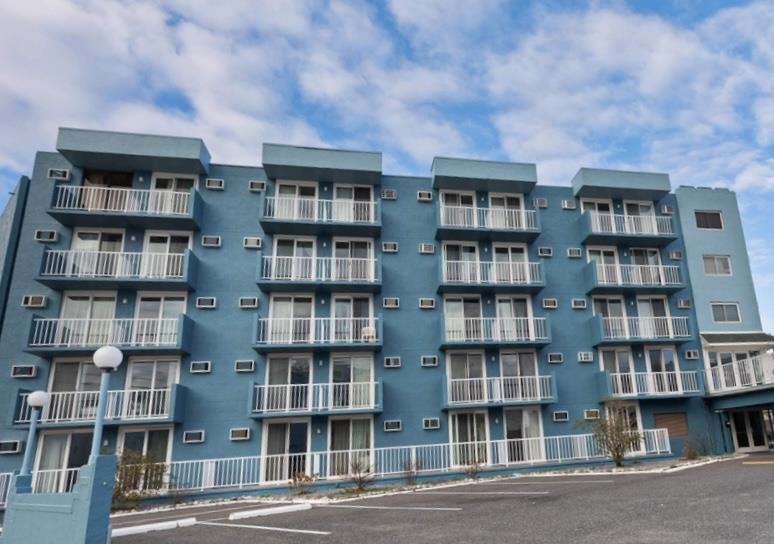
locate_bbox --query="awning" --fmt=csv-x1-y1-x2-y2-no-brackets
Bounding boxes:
701,332,774,346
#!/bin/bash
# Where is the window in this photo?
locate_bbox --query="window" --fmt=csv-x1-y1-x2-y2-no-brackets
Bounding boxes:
711,303,740,323
695,211,723,229
653,412,689,438
703,255,732,276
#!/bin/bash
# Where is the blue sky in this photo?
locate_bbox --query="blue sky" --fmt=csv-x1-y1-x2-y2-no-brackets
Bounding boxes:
0,0,772,329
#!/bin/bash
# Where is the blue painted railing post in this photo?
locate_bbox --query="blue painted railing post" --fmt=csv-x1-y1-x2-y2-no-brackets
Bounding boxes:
89,369,111,461
19,406,40,476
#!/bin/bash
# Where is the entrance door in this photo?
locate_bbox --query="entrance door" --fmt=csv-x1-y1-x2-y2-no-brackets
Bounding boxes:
444,243,479,283
504,408,542,462
276,183,317,220
607,402,643,453
60,293,116,345
135,294,185,344
274,238,314,280
143,233,190,277
441,192,475,226
118,428,171,490
731,411,770,452
496,297,531,340
334,185,372,223
35,432,92,492
69,230,123,277
500,351,537,400
601,349,634,395
332,356,372,408
265,356,311,411
126,360,178,418
445,297,482,341
81,170,133,211
269,296,313,343
451,412,488,465
333,240,373,281
593,297,627,338
332,296,372,342
448,353,485,403
588,248,618,284
581,200,613,232
329,419,371,476
645,347,680,393
624,202,656,233
264,421,309,481
637,297,669,338
631,248,662,284
492,245,528,283
48,361,102,421
489,194,523,229
151,175,196,214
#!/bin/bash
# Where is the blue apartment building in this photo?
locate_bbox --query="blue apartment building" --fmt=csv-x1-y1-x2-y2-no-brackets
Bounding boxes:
0,127,771,501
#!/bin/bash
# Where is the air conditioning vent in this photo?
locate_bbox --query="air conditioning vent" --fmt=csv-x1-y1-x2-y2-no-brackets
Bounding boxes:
384,356,402,368
684,350,700,360
533,197,548,208
417,191,433,202
182,430,205,444
669,250,683,260
34,230,58,243
229,428,251,441
196,297,217,309
190,361,211,374
205,178,225,190
552,411,570,422
571,298,587,309
548,352,564,364
382,242,399,253
384,420,402,432
423,417,441,430
0,440,22,454
577,352,594,363
243,237,262,249
383,297,400,309
234,360,255,373
11,365,37,378
561,199,577,210
201,235,222,248
584,409,601,420
538,247,553,257
419,243,435,254
543,298,558,309
419,298,436,309
420,355,438,367
47,168,70,181
381,189,397,200
239,297,259,309
248,180,266,192
677,299,692,309
21,295,47,308
661,204,674,215
567,247,582,258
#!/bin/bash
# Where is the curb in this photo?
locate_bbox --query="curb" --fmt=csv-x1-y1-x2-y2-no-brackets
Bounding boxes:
229,503,311,520
111,517,197,537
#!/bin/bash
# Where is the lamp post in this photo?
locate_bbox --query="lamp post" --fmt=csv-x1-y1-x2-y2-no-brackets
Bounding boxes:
19,390,50,477
90,345,123,461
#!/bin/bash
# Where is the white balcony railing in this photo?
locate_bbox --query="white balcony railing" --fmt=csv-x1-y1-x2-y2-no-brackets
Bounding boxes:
30,467,81,494
444,317,549,343
594,264,681,287
442,261,543,285
608,371,700,397
707,354,774,394
255,317,379,345
587,211,673,236
16,388,172,424
0,471,12,506
53,186,191,216
260,256,378,283
30,318,181,348
41,250,185,279
253,382,378,413
105,429,670,492
447,376,553,404
600,316,690,341
439,206,538,231
264,196,378,224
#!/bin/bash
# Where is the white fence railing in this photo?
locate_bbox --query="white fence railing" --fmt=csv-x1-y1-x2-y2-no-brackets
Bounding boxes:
587,212,673,236
16,388,172,424
264,197,378,224
707,354,774,394
439,206,538,231
253,382,379,413
41,250,185,279
108,429,670,493
600,316,690,341
255,317,379,345
594,264,681,287
447,376,553,404
30,318,180,348
0,471,12,506
260,256,378,283
442,261,543,285
30,467,81,494
444,317,549,343
53,186,191,216
608,371,700,397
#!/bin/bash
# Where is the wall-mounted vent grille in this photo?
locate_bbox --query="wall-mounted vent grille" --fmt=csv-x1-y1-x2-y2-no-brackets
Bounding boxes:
548,352,564,364
661,205,674,215
538,247,553,257
239,297,259,309
205,178,225,190
229,428,251,441
669,250,683,260
201,235,222,248
196,297,217,309
47,168,70,181
419,243,435,254
543,298,558,309
567,247,583,258
384,356,402,368
419,298,436,309
0,441,22,454
571,298,588,309
11,365,37,378
684,350,700,360
383,297,400,309
384,420,402,432
182,430,205,444
21,295,47,308
561,199,577,210
34,230,58,243
584,409,601,420
382,242,399,253
421,355,438,367
577,352,594,363
381,189,397,200
677,299,692,309
234,360,255,373
190,361,211,374
248,180,266,192
423,417,441,430
417,191,433,202
533,198,548,208
553,411,570,422
243,237,262,249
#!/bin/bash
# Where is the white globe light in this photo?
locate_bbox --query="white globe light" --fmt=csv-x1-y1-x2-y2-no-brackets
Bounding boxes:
27,390,50,408
93,345,123,370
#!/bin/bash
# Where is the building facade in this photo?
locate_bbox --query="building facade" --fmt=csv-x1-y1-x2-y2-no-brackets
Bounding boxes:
0,127,771,501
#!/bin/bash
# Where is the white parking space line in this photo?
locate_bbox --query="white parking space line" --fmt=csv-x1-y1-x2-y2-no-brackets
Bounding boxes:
198,521,331,536
320,505,462,511
481,480,614,485
417,491,550,496
111,506,262,527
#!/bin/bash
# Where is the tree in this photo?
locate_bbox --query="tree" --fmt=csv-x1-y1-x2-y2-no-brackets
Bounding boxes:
587,401,642,467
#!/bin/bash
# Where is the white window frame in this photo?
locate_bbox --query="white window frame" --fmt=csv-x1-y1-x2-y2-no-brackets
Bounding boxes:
116,425,174,463
710,302,741,323
150,172,198,191
695,210,724,230
134,291,188,320
703,254,733,276
71,227,127,252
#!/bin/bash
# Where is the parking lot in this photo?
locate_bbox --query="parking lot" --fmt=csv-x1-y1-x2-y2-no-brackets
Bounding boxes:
114,455,774,544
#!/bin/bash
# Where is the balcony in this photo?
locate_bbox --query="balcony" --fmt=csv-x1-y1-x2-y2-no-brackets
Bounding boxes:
597,371,702,400
589,316,691,346
260,197,381,236
27,315,192,356
14,385,186,428
258,256,380,292
443,375,556,409
437,206,540,242
438,260,544,293
254,317,382,352
579,211,676,246
441,317,550,349
48,185,202,229
584,263,684,294
37,249,197,290
706,354,774,396
250,381,383,418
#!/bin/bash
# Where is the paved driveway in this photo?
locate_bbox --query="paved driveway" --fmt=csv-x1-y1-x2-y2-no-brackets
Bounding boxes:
114,455,774,544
